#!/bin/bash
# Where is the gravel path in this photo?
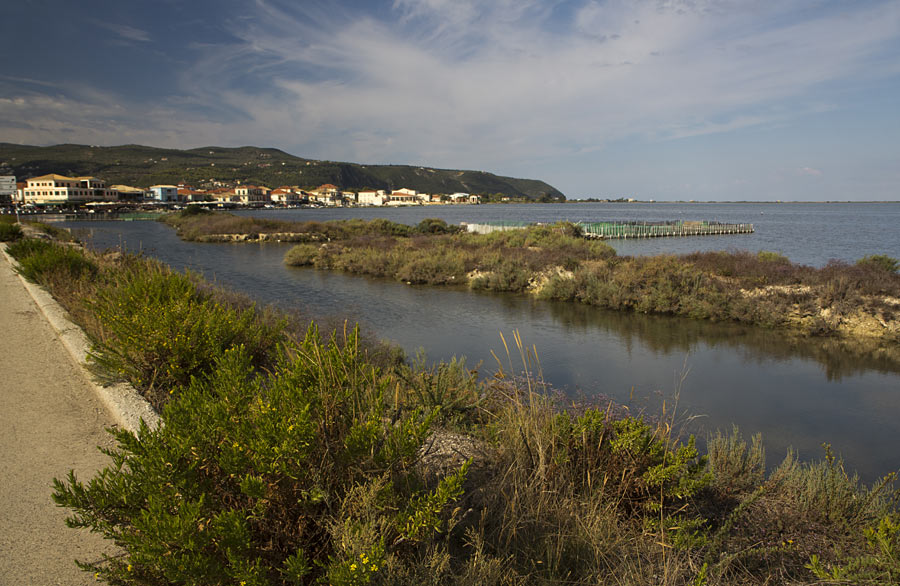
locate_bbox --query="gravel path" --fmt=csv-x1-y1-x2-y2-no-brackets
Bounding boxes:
0,247,117,585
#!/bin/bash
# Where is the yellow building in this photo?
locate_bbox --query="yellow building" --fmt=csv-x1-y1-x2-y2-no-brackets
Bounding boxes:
23,174,117,205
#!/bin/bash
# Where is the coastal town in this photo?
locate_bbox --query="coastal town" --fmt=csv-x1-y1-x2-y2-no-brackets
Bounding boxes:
0,173,483,211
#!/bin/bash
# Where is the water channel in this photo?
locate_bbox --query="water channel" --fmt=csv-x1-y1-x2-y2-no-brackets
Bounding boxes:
62,203,900,482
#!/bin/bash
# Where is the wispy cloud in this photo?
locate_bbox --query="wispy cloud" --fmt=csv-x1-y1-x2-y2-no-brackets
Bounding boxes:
799,167,823,176
174,0,898,170
90,19,152,43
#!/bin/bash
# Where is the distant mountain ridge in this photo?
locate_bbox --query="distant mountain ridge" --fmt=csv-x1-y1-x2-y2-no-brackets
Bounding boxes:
0,143,565,201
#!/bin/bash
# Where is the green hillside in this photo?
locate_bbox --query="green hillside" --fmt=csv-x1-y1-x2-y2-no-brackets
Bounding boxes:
0,143,565,201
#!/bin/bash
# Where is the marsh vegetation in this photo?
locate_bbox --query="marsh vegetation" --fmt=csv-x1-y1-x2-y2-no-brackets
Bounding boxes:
6,235,900,585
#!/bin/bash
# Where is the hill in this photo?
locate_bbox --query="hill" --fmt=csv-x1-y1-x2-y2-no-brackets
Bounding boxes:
0,144,565,201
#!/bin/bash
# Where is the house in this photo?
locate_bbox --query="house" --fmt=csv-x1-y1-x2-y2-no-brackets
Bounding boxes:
149,185,179,202
208,188,239,204
23,174,117,205
178,188,210,202
357,190,387,206
309,184,343,206
111,185,148,202
234,185,270,205
270,186,304,205
448,192,480,204
387,189,420,206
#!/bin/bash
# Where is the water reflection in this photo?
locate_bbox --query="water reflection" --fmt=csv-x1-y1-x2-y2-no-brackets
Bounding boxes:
543,301,900,382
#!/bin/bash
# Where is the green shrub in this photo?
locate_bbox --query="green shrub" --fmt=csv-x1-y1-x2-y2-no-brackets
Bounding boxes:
8,239,97,284
86,262,284,409
470,261,531,292
53,327,468,585
0,221,22,241
769,446,893,527
283,243,321,266
414,218,459,235
857,254,899,274
395,249,467,285
707,426,766,496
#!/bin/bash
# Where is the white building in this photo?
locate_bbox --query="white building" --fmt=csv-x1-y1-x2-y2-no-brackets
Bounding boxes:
357,190,387,206
387,189,420,206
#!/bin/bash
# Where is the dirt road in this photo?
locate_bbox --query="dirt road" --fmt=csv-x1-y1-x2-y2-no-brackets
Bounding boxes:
0,247,116,585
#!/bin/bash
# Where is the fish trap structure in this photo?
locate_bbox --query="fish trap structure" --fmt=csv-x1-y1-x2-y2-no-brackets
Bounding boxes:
463,220,754,239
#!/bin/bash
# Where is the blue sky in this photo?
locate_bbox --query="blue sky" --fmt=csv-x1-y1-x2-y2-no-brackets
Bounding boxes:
2,0,899,200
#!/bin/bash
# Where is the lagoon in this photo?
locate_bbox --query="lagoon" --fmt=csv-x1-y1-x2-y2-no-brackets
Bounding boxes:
64,202,900,481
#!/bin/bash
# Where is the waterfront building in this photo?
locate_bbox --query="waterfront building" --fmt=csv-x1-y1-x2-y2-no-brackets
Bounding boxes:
148,185,179,202
209,188,239,204
178,188,210,202
111,185,148,202
23,174,117,205
235,185,270,204
387,189,420,206
271,187,304,205
357,190,387,206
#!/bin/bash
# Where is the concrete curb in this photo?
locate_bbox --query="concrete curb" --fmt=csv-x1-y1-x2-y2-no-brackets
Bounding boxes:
1,242,160,434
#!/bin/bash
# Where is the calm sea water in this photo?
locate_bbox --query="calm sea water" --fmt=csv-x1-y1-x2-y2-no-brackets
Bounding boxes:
63,202,900,481
236,201,900,267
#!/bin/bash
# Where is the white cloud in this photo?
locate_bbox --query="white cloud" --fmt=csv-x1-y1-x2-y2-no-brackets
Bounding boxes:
799,167,823,176
192,0,899,163
8,0,900,198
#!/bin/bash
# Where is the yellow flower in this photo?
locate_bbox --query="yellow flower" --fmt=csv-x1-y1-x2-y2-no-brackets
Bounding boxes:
127,564,133,572
350,563,357,571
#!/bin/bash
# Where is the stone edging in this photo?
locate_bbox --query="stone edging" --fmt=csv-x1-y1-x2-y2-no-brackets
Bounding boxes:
1,243,160,433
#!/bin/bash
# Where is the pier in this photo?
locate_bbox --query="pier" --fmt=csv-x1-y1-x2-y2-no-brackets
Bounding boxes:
463,220,754,239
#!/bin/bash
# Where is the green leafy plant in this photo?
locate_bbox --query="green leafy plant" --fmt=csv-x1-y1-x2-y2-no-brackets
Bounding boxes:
86,261,284,408
54,326,469,585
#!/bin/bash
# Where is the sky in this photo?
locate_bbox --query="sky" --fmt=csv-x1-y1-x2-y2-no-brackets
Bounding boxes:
2,0,899,201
